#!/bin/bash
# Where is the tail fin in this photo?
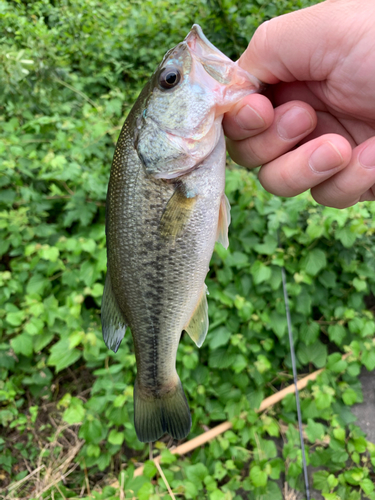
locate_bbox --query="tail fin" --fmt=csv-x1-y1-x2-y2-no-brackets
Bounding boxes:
134,377,191,443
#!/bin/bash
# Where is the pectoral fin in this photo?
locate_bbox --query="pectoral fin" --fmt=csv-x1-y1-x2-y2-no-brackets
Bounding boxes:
216,194,231,249
101,272,127,353
184,285,208,348
160,187,197,240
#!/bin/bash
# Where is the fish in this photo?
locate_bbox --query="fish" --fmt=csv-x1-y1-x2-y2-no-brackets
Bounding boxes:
101,24,261,443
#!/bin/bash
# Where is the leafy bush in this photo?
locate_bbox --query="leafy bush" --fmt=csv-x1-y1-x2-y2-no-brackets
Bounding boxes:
1,0,375,499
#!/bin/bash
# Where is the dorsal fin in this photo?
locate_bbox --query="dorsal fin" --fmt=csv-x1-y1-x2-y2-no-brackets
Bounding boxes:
160,187,197,240
216,194,231,249
184,284,208,348
101,272,128,353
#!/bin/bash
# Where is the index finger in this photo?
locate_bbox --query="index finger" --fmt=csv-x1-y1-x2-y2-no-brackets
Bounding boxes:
223,93,274,141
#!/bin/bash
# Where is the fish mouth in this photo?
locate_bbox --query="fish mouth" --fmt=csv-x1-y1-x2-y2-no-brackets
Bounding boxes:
184,23,262,91
184,24,224,60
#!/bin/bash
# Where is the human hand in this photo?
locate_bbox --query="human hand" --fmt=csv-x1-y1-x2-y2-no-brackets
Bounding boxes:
223,0,375,208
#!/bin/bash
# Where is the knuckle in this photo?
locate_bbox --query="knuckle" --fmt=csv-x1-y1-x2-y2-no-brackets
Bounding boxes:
277,162,302,194
228,138,264,169
251,21,272,58
243,141,264,168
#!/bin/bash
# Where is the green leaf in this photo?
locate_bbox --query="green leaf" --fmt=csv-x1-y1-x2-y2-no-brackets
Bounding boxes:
62,397,85,424
352,277,366,291
79,418,104,444
305,419,325,443
247,388,264,410
335,226,357,247
26,273,48,295
6,310,25,327
254,355,272,374
307,221,324,239
269,458,284,480
250,465,267,487
261,481,282,500
209,489,226,500
297,340,327,368
160,449,177,465
352,436,367,453
39,245,59,262
253,234,278,255
184,480,199,497
333,428,345,442
361,478,375,494
269,311,287,339
143,460,157,478
362,350,375,371
328,324,346,345
303,248,327,276
251,261,272,285
322,493,340,500
48,338,81,373
137,482,154,500
182,352,198,370
342,388,358,405
300,322,320,346
327,353,347,373
33,332,54,352
108,429,124,445
86,444,100,457
226,251,248,269
209,327,231,350
313,470,329,492
11,333,33,357
186,463,209,485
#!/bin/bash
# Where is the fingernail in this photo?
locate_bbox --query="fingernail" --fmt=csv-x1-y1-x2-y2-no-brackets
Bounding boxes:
235,105,265,130
277,106,314,140
309,142,344,173
359,141,375,168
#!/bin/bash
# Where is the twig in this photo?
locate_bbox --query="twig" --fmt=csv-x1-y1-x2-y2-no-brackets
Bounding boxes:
84,462,91,497
34,464,78,497
119,472,125,500
62,181,74,196
55,483,67,500
154,460,176,500
53,76,99,110
7,465,45,492
79,480,86,498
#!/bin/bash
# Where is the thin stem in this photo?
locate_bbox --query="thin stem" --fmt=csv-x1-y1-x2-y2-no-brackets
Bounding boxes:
53,76,99,110
154,460,176,500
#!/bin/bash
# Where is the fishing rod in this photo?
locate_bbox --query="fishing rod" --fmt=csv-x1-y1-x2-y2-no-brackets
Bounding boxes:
281,265,310,500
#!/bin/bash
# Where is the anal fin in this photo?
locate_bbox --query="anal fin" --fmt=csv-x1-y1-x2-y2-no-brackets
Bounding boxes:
184,284,208,348
101,271,127,353
216,194,231,249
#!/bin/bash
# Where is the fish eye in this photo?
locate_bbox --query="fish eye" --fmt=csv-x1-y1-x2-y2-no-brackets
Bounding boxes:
158,67,181,90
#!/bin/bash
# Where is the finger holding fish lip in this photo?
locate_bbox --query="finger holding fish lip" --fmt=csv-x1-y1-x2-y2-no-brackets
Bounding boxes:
223,93,274,141
225,100,317,168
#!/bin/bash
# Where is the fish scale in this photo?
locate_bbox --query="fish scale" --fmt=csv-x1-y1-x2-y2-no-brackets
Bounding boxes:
101,24,261,442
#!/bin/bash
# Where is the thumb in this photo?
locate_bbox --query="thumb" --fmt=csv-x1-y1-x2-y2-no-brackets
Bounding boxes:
238,0,359,84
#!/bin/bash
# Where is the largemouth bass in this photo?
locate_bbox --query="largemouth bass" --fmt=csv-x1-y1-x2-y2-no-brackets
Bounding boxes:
102,25,261,443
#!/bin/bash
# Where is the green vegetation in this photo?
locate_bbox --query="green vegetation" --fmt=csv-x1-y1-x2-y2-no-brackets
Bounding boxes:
1,0,375,499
